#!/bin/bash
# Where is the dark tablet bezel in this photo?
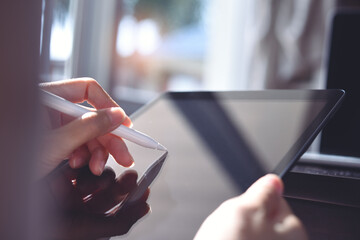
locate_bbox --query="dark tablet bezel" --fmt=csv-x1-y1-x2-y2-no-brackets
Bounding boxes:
131,89,345,177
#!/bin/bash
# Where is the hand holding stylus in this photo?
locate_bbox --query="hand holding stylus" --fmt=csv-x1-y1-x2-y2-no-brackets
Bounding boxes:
39,78,135,177
41,89,166,151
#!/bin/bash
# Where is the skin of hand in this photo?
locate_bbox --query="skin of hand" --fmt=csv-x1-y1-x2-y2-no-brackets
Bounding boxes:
39,78,134,177
194,174,308,240
35,164,150,240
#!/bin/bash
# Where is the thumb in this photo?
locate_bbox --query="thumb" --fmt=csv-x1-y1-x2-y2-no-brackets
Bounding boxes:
243,174,284,219
43,108,126,172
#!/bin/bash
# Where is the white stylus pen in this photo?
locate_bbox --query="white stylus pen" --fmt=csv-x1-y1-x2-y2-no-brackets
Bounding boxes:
40,89,167,151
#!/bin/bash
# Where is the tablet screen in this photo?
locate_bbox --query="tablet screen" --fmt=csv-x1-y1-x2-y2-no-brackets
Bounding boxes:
106,90,343,240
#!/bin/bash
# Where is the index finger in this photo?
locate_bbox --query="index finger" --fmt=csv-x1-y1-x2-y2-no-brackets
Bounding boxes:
39,78,132,126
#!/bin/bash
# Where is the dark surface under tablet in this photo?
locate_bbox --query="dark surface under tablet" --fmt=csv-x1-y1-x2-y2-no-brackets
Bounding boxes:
106,89,344,240
321,10,360,158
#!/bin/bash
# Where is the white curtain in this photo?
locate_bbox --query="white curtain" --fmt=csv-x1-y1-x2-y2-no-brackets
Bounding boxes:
204,0,336,90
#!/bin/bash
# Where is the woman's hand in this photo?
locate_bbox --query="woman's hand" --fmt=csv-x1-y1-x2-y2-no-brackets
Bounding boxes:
39,78,133,177
194,174,308,240
36,164,150,239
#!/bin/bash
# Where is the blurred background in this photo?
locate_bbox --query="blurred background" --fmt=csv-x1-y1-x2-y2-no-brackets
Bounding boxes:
40,0,357,114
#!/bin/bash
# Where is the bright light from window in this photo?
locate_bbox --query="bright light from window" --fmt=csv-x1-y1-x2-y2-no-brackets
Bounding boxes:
50,19,73,61
116,16,136,57
136,19,161,55
116,16,161,57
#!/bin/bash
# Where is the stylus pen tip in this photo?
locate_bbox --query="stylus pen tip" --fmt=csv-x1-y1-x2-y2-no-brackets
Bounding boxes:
157,143,167,151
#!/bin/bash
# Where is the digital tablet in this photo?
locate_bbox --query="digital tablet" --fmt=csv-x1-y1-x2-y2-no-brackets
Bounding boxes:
106,89,344,240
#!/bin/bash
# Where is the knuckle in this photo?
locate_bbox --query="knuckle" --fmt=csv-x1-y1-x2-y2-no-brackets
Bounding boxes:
221,197,257,218
82,112,110,134
81,77,97,84
235,200,258,215
86,78,100,88
288,215,304,229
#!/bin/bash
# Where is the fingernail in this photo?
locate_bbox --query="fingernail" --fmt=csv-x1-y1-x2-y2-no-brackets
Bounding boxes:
126,156,135,168
69,153,77,168
97,160,106,176
106,107,126,127
128,162,135,168
265,174,283,195
71,157,78,168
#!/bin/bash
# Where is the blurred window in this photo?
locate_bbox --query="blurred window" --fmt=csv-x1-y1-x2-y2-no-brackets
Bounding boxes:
41,0,251,111
112,0,208,104
41,0,73,82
